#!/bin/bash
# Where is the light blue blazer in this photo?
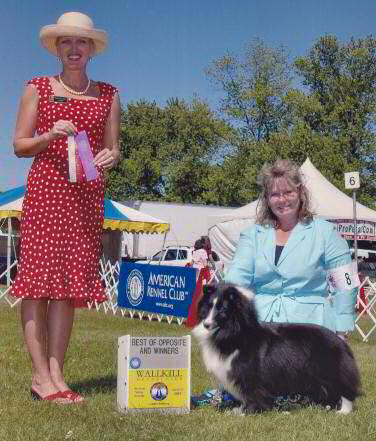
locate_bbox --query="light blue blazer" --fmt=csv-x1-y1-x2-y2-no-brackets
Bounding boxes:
225,218,357,332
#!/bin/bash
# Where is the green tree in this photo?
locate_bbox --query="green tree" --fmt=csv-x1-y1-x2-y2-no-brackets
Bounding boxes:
203,39,300,206
107,36,376,208
106,100,165,201
205,38,293,141
106,98,231,203
207,35,376,207
202,146,259,206
161,98,231,203
294,35,376,205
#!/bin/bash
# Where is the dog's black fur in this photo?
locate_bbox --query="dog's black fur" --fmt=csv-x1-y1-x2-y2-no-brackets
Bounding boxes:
193,284,361,414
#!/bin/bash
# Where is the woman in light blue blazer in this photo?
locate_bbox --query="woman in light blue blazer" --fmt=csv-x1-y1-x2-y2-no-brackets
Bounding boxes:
225,159,357,336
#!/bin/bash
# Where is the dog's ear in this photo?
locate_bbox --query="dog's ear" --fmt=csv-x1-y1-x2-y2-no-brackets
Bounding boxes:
197,283,217,322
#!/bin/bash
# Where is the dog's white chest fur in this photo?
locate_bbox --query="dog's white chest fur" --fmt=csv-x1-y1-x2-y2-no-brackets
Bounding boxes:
199,337,241,401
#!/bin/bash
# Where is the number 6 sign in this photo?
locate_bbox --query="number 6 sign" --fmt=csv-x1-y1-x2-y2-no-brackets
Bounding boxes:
344,172,360,190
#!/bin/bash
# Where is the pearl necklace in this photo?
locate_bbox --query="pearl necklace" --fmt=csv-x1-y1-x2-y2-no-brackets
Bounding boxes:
58,74,91,96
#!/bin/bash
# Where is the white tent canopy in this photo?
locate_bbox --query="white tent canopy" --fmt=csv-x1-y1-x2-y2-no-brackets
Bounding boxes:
208,158,376,263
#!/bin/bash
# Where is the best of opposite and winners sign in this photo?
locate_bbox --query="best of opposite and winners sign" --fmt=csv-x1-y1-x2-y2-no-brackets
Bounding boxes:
117,263,197,317
117,335,191,413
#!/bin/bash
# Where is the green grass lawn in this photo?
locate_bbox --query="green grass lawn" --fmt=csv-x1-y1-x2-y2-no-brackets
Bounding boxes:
0,302,375,441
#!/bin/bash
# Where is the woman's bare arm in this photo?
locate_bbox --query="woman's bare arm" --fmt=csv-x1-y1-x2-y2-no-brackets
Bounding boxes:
13,85,77,158
93,92,121,169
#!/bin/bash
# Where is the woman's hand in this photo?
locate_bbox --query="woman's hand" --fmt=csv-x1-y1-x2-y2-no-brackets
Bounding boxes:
48,120,78,141
93,148,120,169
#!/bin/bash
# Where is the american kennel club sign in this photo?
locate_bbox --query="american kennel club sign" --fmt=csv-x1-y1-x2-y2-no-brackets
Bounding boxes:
117,263,197,317
117,335,191,413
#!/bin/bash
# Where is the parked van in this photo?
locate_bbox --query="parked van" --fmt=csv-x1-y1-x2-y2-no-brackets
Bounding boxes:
135,246,193,267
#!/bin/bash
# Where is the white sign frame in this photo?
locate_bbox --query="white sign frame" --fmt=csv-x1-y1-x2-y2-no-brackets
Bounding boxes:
117,335,191,414
344,172,360,189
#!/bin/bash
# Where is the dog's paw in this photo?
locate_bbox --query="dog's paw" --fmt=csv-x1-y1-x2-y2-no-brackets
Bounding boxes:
231,406,246,417
336,397,352,415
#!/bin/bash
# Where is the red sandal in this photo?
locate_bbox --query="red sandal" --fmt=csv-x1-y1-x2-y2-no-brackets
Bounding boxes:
61,389,85,402
31,388,68,403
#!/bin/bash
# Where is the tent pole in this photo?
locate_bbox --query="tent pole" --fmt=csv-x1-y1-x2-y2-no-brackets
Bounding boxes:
353,190,358,273
161,231,167,250
157,231,168,265
133,233,139,258
7,217,12,287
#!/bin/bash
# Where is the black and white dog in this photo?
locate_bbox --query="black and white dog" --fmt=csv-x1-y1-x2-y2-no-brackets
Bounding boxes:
193,284,361,414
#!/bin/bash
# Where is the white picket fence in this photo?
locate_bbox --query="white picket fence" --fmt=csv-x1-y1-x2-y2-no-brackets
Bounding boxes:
0,260,20,308
1,259,376,340
355,276,376,342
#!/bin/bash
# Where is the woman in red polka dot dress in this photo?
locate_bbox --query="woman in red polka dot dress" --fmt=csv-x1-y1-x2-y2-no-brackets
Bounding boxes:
12,12,120,403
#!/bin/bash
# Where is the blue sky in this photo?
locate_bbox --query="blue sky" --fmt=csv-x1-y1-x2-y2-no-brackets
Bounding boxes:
1,0,376,191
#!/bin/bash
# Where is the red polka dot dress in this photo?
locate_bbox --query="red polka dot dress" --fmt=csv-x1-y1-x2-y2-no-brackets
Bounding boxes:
12,77,117,305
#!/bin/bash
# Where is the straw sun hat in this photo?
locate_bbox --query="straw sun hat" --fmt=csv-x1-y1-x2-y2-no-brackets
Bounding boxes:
40,12,108,56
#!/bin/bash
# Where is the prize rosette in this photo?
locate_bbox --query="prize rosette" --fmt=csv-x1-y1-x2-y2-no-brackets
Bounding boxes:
68,131,98,183
68,135,84,183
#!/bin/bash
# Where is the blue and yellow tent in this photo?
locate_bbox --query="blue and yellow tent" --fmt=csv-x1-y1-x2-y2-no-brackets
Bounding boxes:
0,185,169,234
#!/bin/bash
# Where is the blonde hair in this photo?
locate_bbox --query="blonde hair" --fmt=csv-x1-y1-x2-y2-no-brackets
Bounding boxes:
256,159,314,226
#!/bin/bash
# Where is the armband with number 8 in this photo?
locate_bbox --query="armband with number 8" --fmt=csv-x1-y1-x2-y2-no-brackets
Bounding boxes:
327,262,360,291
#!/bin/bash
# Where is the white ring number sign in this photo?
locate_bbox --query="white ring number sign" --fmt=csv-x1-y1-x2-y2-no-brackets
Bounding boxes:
344,172,360,190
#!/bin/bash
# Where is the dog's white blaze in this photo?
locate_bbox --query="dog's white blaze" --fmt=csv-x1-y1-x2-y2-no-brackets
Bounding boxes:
192,299,218,341
236,286,255,302
202,298,217,329
337,397,352,415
